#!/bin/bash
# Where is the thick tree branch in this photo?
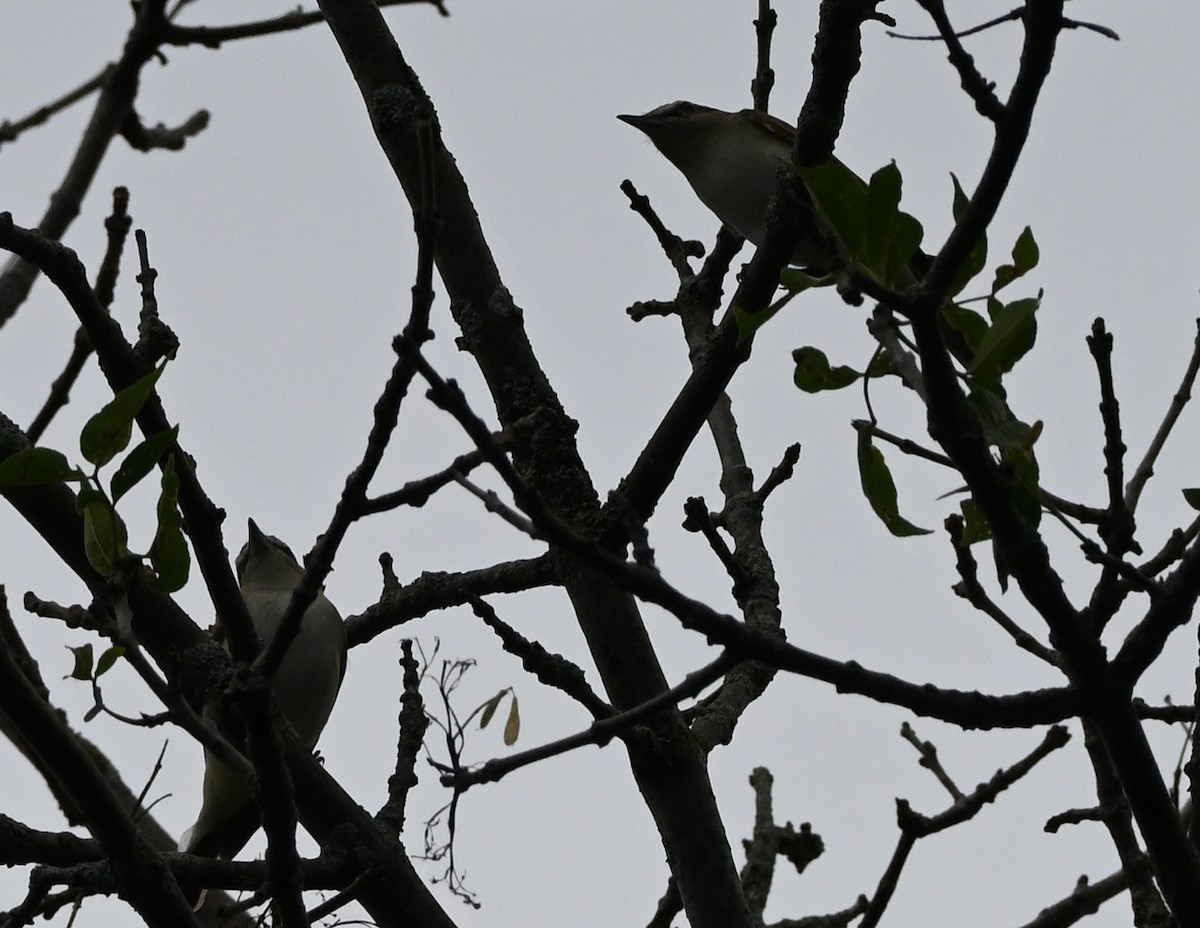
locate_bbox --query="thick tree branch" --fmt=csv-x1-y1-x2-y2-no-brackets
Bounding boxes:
312,3,768,925
0,1,186,327
0,600,198,925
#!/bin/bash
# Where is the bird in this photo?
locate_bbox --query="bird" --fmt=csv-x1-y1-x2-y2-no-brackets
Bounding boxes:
618,101,980,365
180,519,347,862
618,100,836,269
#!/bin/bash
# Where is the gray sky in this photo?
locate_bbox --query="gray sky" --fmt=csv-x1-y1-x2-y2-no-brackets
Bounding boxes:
2,2,1199,926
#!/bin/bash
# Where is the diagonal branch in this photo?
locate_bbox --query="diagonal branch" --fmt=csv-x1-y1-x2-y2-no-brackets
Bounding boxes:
0,0,181,327
162,0,448,49
0,597,198,924
403,337,1079,730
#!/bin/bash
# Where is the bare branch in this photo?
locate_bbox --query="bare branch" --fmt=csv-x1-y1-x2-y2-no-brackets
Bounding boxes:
346,555,557,647
440,653,736,792
469,594,609,718
1126,317,1200,511
620,179,706,281
0,68,106,148
899,722,964,801
0,594,198,924
908,0,1004,119
375,639,430,835
750,0,777,112
162,0,449,49
901,724,1068,838
946,515,1060,666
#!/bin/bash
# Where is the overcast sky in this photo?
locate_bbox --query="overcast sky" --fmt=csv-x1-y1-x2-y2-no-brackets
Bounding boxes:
3,3,1200,927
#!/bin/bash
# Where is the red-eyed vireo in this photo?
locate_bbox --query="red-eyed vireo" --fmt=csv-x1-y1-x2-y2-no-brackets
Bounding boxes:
180,519,347,860
620,101,980,368
619,101,833,269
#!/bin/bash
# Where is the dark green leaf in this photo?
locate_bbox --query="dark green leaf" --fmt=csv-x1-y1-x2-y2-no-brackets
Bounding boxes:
77,486,128,577
885,212,923,286
794,160,869,255
941,303,989,353
1002,446,1043,528
991,226,1040,293
861,162,923,285
147,454,189,593
111,426,179,503
733,290,798,344
0,447,85,488
948,174,988,297
479,691,505,729
1012,226,1039,272
95,645,126,677
856,429,931,537
793,346,860,392
80,364,165,468
778,268,834,294
951,174,970,222
67,644,94,680
968,387,1038,449
865,352,897,379
861,162,901,273
969,296,1039,384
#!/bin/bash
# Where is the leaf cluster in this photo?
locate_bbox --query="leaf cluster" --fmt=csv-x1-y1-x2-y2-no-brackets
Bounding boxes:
0,362,188,591
778,161,1042,538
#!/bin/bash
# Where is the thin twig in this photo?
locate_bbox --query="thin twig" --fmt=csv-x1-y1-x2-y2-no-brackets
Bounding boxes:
439,653,736,792
1126,317,1200,512
907,0,1004,120
469,595,609,718
620,180,704,283
945,515,1060,666
376,639,429,836
1085,319,1136,563
750,0,777,112
0,69,107,147
753,443,801,506
449,470,540,539
256,108,440,682
900,722,964,801
161,0,448,48
27,188,131,443
854,419,952,468
682,497,746,591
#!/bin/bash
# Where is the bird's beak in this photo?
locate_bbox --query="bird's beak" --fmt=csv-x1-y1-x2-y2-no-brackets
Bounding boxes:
617,113,644,128
247,518,268,550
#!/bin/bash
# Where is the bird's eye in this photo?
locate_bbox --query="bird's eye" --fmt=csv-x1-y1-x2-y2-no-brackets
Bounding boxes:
643,101,699,121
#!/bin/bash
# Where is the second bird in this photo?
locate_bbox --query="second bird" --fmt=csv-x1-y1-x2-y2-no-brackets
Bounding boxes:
180,519,347,860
